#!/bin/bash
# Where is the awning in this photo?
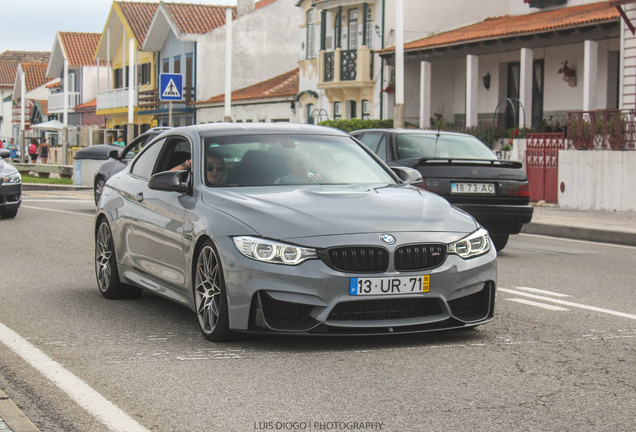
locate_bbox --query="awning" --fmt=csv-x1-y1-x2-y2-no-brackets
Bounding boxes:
31,120,65,130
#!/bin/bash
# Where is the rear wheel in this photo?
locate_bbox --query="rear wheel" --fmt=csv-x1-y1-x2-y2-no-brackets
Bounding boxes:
94,176,106,205
491,234,509,252
0,209,18,218
95,219,142,299
194,240,234,341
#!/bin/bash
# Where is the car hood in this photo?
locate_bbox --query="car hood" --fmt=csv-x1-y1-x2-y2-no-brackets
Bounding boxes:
0,160,17,175
201,184,478,239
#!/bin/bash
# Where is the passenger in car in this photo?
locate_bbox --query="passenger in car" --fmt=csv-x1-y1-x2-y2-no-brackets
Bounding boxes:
274,152,322,184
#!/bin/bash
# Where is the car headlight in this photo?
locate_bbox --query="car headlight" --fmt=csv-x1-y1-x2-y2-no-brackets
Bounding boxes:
447,228,491,259
1,172,21,184
233,236,317,265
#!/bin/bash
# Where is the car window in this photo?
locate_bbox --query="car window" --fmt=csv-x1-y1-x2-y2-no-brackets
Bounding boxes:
202,134,395,187
122,134,153,160
130,138,166,179
396,134,497,160
358,133,382,151
375,136,388,162
154,136,192,174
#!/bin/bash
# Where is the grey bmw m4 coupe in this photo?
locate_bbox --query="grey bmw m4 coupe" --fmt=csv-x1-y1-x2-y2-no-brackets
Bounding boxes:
95,123,497,341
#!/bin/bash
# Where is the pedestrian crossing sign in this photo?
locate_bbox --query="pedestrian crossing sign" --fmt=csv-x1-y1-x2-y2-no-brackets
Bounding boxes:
159,73,183,101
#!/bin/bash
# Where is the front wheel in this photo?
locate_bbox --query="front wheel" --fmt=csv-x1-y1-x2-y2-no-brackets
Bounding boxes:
95,219,142,299
194,240,234,341
491,234,509,252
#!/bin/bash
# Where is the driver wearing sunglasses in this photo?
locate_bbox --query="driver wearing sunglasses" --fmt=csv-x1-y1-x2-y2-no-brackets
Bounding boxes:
170,153,227,187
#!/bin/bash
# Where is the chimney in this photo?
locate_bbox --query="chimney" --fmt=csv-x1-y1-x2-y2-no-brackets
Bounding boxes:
237,0,255,17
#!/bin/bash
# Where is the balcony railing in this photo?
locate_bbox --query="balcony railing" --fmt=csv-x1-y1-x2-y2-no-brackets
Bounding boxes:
96,87,138,111
341,50,357,81
48,92,81,112
138,87,195,111
324,52,334,83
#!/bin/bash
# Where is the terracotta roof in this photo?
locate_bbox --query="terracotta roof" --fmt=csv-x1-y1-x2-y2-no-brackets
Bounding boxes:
116,2,159,44
0,51,50,63
36,100,48,116
59,32,104,67
256,0,278,10
381,1,619,53
46,81,61,89
0,61,19,86
199,68,299,104
22,63,51,92
74,98,97,112
165,3,236,34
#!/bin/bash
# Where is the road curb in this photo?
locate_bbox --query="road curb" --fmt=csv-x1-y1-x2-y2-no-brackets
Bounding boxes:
0,389,40,432
521,222,636,247
21,184,91,192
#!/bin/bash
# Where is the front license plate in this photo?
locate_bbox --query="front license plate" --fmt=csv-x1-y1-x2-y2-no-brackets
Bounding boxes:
451,182,495,194
349,275,430,296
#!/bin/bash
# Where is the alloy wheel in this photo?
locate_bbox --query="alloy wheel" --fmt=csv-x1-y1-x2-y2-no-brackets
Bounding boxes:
95,222,113,292
195,245,222,334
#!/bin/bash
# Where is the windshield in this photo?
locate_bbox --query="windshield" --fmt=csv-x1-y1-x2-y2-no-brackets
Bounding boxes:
202,134,396,187
396,134,497,160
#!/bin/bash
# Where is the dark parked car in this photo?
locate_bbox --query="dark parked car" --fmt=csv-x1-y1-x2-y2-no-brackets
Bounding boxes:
95,123,496,341
75,127,170,204
350,129,533,251
0,159,21,218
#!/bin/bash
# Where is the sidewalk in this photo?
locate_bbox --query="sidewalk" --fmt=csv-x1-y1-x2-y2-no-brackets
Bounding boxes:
522,205,636,246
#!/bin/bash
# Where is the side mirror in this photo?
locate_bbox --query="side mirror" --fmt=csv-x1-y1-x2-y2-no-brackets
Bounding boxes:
391,166,423,184
108,150,120,159
148,170,189,193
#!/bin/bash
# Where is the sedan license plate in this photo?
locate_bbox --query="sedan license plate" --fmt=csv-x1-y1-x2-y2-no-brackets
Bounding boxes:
349,275,430,296
451,182,495,194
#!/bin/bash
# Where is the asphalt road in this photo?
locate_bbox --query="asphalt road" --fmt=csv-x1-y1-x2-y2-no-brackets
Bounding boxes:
0,192,635,432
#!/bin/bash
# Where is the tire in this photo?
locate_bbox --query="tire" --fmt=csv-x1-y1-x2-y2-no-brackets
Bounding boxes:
194,240,234,341
0,209,18,218
94,176,106,205
95,219,142,299
491,234,509,252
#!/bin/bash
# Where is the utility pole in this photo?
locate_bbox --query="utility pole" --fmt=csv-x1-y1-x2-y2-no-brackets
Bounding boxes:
393,0,405,128
224,8,232,123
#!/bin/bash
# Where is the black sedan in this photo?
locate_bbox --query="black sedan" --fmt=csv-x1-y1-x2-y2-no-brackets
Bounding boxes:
0,159,21,218
74,127,170,204
350,129,533,251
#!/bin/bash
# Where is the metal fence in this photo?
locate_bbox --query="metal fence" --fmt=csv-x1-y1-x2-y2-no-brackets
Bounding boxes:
567,110,636,150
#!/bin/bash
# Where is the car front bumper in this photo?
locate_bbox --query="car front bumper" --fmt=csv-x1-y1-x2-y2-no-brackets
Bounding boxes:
215,232,497,335
0,183,21,212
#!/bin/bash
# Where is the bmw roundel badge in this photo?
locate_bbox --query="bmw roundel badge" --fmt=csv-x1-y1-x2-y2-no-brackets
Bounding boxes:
380,234,395,244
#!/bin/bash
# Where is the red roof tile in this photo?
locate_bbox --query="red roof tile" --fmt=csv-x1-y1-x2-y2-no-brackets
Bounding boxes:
45,81,60,89
74,98,97,112
36,100,49,116
165,3,236,34
0,61,19,86
59,32,104,67
381,1,619,53
116,2,159,44
22,63,51,92
199,68,299,104
256,0,278,10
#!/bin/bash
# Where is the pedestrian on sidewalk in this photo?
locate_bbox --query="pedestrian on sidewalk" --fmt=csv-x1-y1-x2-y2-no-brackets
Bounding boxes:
115,136,125,147
39,138,50,164
28,138,39,164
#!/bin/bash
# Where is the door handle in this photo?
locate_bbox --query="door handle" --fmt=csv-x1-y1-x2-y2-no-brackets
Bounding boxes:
135,192,144,202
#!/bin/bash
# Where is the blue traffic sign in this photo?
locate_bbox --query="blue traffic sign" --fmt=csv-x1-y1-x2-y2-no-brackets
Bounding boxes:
159,73,183,101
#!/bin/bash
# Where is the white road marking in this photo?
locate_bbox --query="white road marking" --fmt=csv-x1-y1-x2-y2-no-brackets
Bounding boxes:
21,205,93,218
519,233,636,250
514,287,571,297
499,288,636,320
23,199,94,203
0,322,150,432
507,298,569,311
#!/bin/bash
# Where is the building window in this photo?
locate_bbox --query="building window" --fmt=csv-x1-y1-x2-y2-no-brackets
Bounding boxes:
362,100,371,119
306,103,315,124
174,55,181,74
162,58,169,73
365,6,373,49
139,63,151,85
348,9,358,50
307,9,316,59
114,68,123,89
333,101,341,119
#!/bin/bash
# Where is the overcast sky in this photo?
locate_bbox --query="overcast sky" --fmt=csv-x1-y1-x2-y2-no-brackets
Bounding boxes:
0,0,238,54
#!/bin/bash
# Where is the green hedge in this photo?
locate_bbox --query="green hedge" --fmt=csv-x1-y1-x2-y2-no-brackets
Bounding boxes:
318,119,394,133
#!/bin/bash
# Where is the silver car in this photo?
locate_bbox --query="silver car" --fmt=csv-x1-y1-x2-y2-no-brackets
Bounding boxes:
95,123,496,341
